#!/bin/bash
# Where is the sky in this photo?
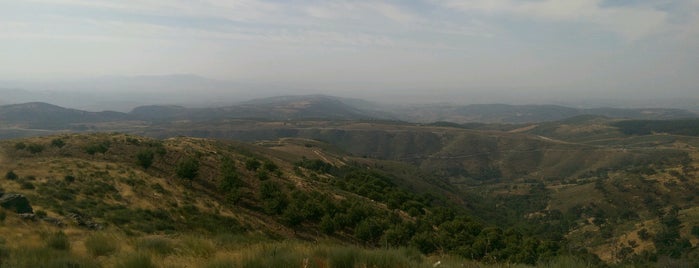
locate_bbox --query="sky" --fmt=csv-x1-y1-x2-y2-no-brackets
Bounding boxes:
1,0,698,103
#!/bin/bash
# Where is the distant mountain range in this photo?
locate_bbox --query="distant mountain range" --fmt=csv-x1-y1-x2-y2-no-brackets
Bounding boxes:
0,94,697,131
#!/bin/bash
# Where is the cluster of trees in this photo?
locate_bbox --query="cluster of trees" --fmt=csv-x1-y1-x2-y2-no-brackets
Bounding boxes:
211,160,564,265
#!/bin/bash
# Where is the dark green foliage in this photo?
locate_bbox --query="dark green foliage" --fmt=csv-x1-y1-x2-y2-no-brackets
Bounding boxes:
14,142,26,150
262,160,278,172
638,228,651,241
176,157,200,180
20,180,35,190
5,170,18,180
245,158,261,171
45,231,70,251
136,149,155,169
26,143,44,154
692,226,699,237
613,119,699,136
51,138,65,148
84,141,109,155
654,211,692,259
219,157,241,191
256,170,269,180
295,157,334,173
259,181,287,215
63,175,75,183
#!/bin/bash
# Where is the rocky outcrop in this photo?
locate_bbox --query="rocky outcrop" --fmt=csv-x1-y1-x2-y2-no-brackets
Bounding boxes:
0,192,33,214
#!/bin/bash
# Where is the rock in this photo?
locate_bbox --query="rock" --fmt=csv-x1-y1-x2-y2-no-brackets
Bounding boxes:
42,217,65,227
0,193,33,213
67,212,103,230
18,213,36,220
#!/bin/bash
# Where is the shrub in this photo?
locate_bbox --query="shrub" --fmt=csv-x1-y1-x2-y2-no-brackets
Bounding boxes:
64,175,75,183
136,150,155,169
5,171,18,180
27,143,45,154
245,158,261,171
20,181,35,190
84,233,119,257
51,138,66,148
14,142,26,150
45,231,70,251
85,142,109,155
176,157,199,180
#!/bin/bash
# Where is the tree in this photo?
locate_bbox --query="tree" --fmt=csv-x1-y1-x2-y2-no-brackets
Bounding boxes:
219,157,240,191
176,157,199,181
136,150,155,169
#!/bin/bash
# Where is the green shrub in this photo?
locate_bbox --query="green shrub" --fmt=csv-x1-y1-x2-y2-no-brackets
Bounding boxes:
245,158,261,171
51,138,66,148
5,170,18,180
45,231,70,251
176,157,200,180
115,252,155,268
20,181,35,190
14,142,26,150
84,233,119,257
136,150,155,169
27,143,45,154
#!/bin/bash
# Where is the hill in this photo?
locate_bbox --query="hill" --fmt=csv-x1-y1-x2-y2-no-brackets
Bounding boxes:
392,104,698,124
0,102,131,130
0,133,585,267
130,95,382,121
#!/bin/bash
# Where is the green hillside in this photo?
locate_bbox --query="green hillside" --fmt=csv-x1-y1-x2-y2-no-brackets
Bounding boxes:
0,133,589,267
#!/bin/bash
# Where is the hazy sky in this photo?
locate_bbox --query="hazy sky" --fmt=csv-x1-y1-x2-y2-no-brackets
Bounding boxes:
1,0,698,100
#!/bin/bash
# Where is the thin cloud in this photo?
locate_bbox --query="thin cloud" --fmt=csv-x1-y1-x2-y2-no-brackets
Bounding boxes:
436,0,671,40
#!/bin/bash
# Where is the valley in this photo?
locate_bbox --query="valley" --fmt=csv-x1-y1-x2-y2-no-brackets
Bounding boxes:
0,96,698,267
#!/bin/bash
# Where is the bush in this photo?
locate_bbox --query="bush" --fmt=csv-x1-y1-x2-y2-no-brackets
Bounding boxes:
14,142,26,150
64,175,75,183
85,142,109,155
176,157,200,180
45,231,70,251
20,181,35,190
136,150,155,169
245,158,261,171
51,138,66,148
84,233,119,257
5,171,18,180
27,143,45,154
